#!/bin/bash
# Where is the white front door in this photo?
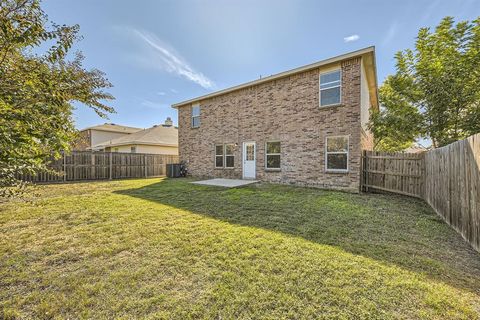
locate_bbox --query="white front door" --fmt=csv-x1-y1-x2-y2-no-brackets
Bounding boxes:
243,142,256,179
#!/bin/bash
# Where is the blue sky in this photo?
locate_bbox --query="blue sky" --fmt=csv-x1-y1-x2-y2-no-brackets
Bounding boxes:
42,0,479,130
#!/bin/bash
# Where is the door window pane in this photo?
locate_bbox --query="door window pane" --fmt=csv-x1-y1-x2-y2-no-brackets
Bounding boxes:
246,145,255,161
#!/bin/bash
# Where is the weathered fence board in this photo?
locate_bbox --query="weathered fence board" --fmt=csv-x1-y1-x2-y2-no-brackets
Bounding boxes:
424,134,480,252
362,151,425,198
18,151,179,183
362,133,480,252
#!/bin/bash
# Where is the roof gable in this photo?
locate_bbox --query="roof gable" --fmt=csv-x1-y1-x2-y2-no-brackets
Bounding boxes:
82,123,143,134
93,125,178,148
172,46,377,109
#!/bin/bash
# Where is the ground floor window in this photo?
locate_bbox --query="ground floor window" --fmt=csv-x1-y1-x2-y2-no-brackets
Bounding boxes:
215,145,224,168
215,144,235,168
266,141,281,169
325,136,349,172
225,144,234,168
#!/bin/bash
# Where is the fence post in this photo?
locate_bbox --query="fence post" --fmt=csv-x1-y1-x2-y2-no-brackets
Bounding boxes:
62,151,66,182
144,154,148,178
91,153,95,180
72,152,76,181
109,152,113,180
364,150,369,193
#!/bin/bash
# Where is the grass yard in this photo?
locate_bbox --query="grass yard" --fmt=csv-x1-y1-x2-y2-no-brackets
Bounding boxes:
1,178,480,319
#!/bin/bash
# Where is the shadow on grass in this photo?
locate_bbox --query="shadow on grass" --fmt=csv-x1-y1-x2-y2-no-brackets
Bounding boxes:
115,178,480,295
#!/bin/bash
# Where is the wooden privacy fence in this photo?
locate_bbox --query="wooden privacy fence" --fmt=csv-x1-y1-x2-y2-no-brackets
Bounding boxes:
362,151,425,198
362,133,480,252
424,134,480,252
19,151,180,183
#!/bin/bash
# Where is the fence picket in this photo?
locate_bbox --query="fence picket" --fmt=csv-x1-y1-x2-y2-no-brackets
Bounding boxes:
18,151,179,184
362,133,480,252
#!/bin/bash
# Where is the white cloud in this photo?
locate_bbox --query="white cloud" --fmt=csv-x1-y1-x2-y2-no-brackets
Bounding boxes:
382,21,398,46
344,34,359,43
139,98,173,110
157,91,166,96
170,88,178,93
124,27,214,89
141,99,162,109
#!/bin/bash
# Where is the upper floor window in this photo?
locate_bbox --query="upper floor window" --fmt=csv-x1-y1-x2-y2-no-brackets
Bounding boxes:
320,70,341,107
192,105,200,128
265,141,281,170
325,136,349,172
130,146,136,153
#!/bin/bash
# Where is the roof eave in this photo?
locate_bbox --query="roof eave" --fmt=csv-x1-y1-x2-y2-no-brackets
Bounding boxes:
95,141,178,148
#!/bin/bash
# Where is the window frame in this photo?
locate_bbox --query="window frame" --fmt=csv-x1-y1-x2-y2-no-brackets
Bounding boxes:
224,144,235,169
215,144,224,168
130,146,136,153
319,69,342,107
325,135,349,173
265,141,281,171
191,104,200,128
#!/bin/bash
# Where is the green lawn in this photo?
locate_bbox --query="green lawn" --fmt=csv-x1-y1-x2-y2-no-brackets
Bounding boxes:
1,178,480,319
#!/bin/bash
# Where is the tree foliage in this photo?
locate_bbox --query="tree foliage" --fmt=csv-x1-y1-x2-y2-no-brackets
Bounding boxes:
0,0,115,197
370,16,480,151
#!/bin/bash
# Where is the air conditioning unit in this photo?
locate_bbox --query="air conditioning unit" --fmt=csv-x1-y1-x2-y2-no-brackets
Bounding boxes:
166,164,182,178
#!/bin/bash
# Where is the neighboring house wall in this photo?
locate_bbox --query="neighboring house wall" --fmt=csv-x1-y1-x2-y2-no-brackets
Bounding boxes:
105,144,178,155
73,130,91,151
178,57,366,192
90,130,132,147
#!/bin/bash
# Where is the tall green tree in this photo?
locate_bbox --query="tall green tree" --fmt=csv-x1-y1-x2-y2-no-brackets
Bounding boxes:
0,0,115,197
370,16,480,150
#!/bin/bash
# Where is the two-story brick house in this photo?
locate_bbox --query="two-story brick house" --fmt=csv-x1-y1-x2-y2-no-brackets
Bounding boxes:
172,47,378,192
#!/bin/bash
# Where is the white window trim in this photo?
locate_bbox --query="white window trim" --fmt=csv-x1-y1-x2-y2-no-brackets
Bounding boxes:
192,104,200,128
319,69,342,107
325,135,349,173
265,141,281,170
215,144,224,168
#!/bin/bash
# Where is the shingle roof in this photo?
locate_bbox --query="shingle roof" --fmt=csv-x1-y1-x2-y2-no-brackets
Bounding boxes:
93,125,178,148
82,123,143,134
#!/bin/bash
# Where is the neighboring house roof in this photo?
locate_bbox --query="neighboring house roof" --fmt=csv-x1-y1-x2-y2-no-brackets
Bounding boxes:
92,124,178,149
81,123,143,134
172,46,378,109
404,144,429,153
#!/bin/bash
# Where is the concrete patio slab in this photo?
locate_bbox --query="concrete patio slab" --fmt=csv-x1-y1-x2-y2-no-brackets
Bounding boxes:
191,178,259,188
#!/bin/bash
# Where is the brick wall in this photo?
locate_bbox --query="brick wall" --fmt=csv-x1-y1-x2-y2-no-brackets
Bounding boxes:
72,130,91,151
178,58,364,192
